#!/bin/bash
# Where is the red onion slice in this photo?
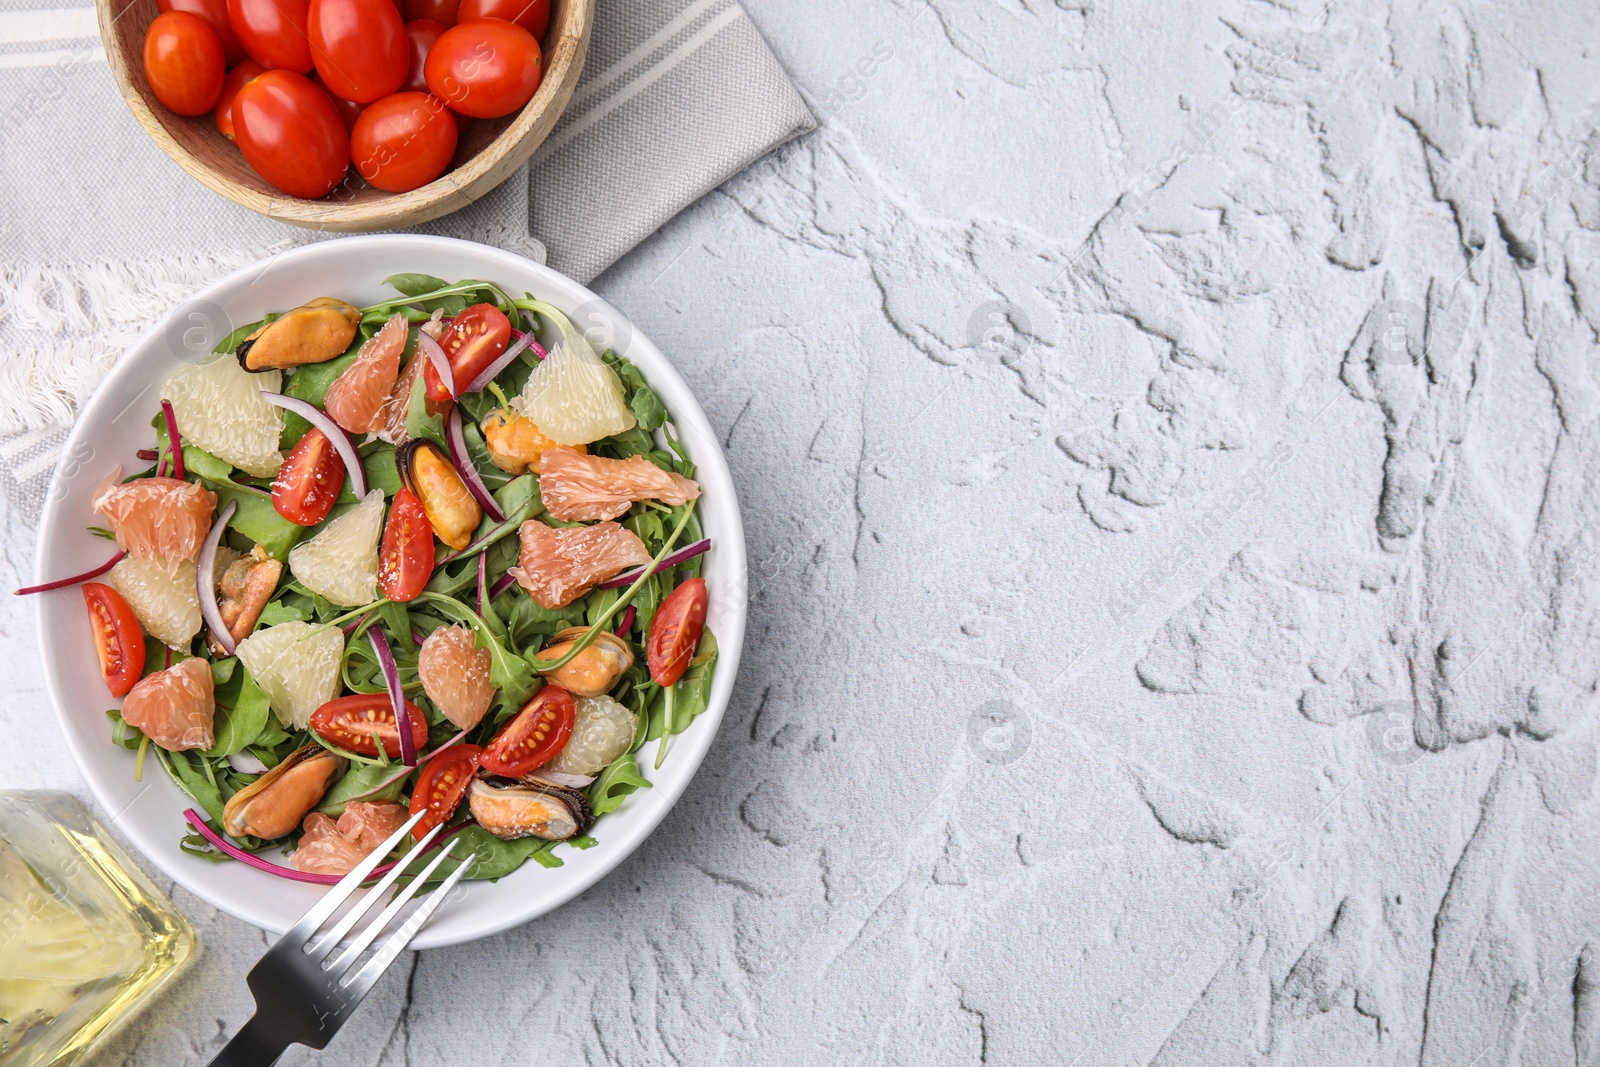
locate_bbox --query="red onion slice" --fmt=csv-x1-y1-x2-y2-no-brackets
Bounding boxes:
596,538,711,589
418,331,455,399
181,808,472,885
197,500,240,655
615,605,635,637
260,392,367,499
16,550,126,595
445,406,505,522
489,570,516,599
160,399,185,480
463,330,540,394
368,627,415,766
227,751,270,774
346,729,468,802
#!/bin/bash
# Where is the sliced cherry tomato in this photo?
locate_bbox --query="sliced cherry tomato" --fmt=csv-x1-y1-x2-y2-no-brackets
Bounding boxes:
270,428,346,525
456,0,548,37
227,0,313,72
422,303,509,402
647,577,707,686
480,685,575,776
143,11,226,117
402,0,458,23
310,693,430,757
402,19,446,93
407,743,481,838
351,91,457,192
423,18,542,119
378,487,435,601
214,60,267,140
84,583,145,698
158,0,247,65
309,0,408,103
233,69,351,198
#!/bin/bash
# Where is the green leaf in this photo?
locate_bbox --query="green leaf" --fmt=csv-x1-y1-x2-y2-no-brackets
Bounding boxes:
377,601,413,648
384,273,450,298
154,748,226,824
107,708,144,750
404,372,446,448
208,482,303,561
412,592,535,706
257,599,312,627
316,762,405,816
203,671,270,757
213,316,269,355
279,340,364,449
589,751,651,816
601,351,667,431
210,656,238,687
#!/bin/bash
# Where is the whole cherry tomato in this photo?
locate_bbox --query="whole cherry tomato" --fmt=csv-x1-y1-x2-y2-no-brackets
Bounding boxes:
378,487,434,601
227,0,313,72
647,577,707,686
310,693,429,757
143,11,226,116
480,685,575,776
403,19,446,93
351,91,457,192
84,583,145,698
422,303,509,401
214,60,266,140
158,0,247,65
309,0,408,103
233,69,351,198
424,18,542,119
402,0,458,24
407,743,481,838
456,0,548,38
270,427,346,524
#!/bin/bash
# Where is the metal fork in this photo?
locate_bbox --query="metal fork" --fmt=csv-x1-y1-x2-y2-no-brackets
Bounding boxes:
205,812,475,1067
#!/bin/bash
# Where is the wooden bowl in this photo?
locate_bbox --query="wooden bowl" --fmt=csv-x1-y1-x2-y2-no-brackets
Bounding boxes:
98,0,592,231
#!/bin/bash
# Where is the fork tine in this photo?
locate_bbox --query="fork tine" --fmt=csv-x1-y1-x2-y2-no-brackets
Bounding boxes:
305,820,447,963
327,838,465,978
281,810,425,947
341,852,477,1001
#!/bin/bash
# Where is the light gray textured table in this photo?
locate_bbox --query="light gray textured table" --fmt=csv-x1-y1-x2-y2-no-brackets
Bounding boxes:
5,0,1600,1063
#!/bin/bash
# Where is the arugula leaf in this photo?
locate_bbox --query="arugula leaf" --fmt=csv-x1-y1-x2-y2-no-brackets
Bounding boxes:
257,599,312,627
384,273,449,297
601,351,666,431
316,762,405,816
404,372,446,448
377,601,413,647
213,316,272,355
154,748,226,823
204,671,271,757
590,751,651,816
208,482,302,560
106,708,143,750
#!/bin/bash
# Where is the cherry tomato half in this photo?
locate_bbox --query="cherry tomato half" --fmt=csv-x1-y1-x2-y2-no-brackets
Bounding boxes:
378,487,435,601
214,60,267,140
408,743,481,838
456,0,548,37
271,427,346,525
233,69,351,198
143,11,226,116
227,0,313,72
647,577,707,686
351,91,457,192
402,0,458,24
423,18,541,119
403,19,446,93
158,0,247,65
422,302,509,401
480,685,574,776
84,583,145,698
310,0,408,103
310,693,430,757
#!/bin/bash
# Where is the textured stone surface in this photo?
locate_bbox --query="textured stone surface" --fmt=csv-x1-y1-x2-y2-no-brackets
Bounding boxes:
5,0,1600,1062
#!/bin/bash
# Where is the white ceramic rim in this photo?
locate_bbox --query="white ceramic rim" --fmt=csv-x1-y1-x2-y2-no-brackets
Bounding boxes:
33,234,747,949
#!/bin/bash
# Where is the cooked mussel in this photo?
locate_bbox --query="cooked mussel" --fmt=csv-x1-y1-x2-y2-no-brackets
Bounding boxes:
236,297,361,372
221,744,346,840
480,408,579,475
396,439,482,551
468,775,594,841
535,626,633,697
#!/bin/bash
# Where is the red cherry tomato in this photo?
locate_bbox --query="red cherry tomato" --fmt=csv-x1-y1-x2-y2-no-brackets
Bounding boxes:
233,69,351,198
480,686,575,776
310,693,430,757
227,0,313,72
403,0,458,23
424,18,541,119
407,743,481,838
310,70,366,131
422,303,509,402
143,11,226,116
647,577,707,686
270,427,346,525
403,19,446,92
351,91,457,192
214,60,267,140
158,0,247,65
84,583,145,698
309,0,408,103
378,487,434,601
456,0,548,37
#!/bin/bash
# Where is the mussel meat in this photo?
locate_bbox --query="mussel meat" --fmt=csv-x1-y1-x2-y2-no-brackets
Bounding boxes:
535,626,633,697
209,544,283,654
236,297,361,372
221,744,346,840
468,775,594,841
396,439,482,551
480,408,579,476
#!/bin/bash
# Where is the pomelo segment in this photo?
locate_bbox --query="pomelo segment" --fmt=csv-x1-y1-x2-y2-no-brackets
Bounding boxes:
512,328,634,445
93,473,217,571
510,519,651,609
234,620,344,729
417,624,495,729
287,490,385,607
325,314,407,434
544,694,634,776
160,355,284,477
108,557,201,648
538,446,700,522
121,656,215,752
290,801,408,875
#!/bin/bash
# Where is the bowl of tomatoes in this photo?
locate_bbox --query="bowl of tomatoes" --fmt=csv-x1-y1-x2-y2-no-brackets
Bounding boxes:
99,0,592,231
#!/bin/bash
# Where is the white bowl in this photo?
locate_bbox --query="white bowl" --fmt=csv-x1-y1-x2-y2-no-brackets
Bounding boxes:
34,234,746,949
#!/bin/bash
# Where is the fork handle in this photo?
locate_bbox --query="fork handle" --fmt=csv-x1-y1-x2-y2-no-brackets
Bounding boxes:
206,1014,291,1067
